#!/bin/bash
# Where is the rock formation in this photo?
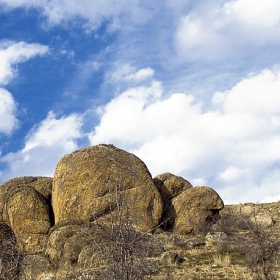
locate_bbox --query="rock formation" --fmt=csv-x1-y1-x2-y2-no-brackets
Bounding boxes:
0,144,226,279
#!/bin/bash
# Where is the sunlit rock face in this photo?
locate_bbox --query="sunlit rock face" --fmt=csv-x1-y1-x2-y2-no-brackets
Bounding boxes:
153,172,193,207
52,144,163,232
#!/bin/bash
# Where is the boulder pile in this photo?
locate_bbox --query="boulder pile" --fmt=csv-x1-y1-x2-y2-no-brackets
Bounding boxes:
0,144,224,279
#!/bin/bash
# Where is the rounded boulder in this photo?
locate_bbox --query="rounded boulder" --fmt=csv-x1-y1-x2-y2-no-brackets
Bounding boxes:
52,144,163,232
163,186,224,234
0,177,53,253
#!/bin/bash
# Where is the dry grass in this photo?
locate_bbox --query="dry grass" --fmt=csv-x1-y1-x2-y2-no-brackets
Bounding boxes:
212,253,231,267
148,201,280,280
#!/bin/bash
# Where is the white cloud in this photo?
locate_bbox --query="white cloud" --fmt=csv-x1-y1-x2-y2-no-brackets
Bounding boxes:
0,41,49,136
219,166,249,182
2,0,280,67
106,64,155,85
0,41,49,85
89,66,280,204
89,80,163,145
0,111,84,180
175,0,280,62
223,0,280,27
220,169,280,204
0,0,153,30
222,69,280,114
0,88,18,134
24,111,83,151
123,68,154,82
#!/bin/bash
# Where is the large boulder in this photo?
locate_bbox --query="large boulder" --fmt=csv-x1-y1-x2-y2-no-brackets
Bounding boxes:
163,186,224,234
52,144,163,232
0,177,53,253
153,173,193,207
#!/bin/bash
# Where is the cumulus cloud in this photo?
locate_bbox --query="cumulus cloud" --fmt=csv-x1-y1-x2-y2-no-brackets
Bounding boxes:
90,80,164,145
175,0,280,62
0,41,49,85
89,66,280,203
0,111,84,180
0,88,18,134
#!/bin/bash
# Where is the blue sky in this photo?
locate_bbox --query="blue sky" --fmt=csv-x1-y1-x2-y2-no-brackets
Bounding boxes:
0,0,280,204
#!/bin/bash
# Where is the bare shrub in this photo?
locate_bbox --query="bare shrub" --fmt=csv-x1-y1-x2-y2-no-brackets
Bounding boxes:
95,224,154,280
83,183,158,280
213,207,250,234
238,212,280,280
211,206,280,280
0,222,22,280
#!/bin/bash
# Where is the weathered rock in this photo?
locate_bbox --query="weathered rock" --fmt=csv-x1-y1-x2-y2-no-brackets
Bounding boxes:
78,244,104,271
46,219,111,278
159,251,185,265
163,186,224,234
62,232,96,269
153,173,193,206
45,219,87,267
2,185,51,235
253,214,274,228
0,176,53,217
0,177,52,253
52,144,163,231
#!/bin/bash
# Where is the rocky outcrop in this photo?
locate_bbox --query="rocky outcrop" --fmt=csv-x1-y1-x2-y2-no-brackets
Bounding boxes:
153,173,193,207
52,144,163,232
0,144,228,278
163,186,224,234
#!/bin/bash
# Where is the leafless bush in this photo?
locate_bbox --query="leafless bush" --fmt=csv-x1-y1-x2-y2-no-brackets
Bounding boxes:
0,222,22,280
85,184,158,280
196,216,218,235
238,212,280,280
213,207,250,234
211,206,280,280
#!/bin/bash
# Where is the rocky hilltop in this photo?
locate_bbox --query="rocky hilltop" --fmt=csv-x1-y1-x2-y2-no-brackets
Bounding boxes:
0,144,279,280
